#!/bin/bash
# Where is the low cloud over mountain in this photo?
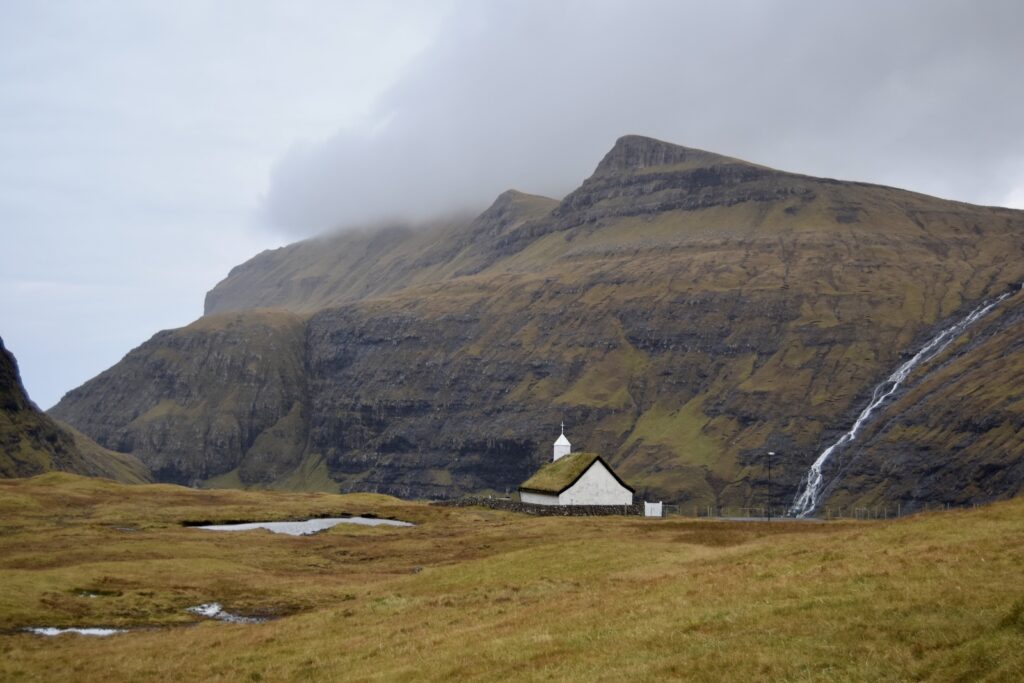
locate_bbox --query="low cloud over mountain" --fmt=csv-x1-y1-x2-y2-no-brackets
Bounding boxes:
264,0,1024,236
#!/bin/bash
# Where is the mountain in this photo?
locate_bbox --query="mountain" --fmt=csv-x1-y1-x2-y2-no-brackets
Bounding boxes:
50,135,1024,510
820,291,1024,510
204,191,558,315
1,336,150,483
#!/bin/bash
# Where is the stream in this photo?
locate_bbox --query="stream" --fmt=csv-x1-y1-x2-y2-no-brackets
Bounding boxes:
789,285,1020,518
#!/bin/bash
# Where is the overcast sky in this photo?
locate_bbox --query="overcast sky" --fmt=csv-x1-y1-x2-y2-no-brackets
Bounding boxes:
2,0,1023,409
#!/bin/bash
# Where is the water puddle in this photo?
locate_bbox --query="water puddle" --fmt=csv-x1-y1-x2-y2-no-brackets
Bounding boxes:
26,627,126,637
187,602,265,624
195,517,413,536
22,603,270,637
73,588,121,599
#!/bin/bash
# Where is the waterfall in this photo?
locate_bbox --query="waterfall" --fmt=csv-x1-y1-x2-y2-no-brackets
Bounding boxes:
788,285,1020,518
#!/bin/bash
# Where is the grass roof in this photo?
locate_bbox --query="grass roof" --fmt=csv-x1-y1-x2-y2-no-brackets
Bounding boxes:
518,452,633,494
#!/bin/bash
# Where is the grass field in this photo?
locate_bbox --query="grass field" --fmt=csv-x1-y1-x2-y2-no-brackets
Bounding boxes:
1,474,1023,681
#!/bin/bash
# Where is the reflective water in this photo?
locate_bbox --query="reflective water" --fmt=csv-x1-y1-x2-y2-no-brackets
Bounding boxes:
196,516,413,536
26,627,125,637
187,602,264,624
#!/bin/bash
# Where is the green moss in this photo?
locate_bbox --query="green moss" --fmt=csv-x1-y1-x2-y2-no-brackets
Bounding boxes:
270,452,338,493
556,339,647,409
200,467,244,489
519,452,602,494
623,398,720,467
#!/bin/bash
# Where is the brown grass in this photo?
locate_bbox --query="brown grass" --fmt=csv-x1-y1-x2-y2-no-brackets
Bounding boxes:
1,473,1023,681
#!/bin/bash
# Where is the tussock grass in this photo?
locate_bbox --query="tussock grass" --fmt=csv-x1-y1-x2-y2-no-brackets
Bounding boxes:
1,474,1023,681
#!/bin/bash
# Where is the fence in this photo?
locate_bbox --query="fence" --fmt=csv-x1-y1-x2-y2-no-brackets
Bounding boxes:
661,506,791,519
819,502,985,520
657,502,988,520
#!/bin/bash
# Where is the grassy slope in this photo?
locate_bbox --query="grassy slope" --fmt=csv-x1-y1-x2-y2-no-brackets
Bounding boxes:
50,310,308,485
57,423,150,484
0,411,149,484
1,474,1023,681
0,337,149,484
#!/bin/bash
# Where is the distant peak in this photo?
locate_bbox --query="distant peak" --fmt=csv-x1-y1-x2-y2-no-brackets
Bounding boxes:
493,189,529,203
480,188,558,217
492,188,556,203
594,135,740,176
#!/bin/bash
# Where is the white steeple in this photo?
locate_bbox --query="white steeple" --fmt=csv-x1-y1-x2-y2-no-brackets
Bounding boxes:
553,421,571,461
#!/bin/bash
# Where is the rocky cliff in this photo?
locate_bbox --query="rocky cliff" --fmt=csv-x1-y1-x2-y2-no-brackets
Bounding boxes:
51,136,1024,509
820,288,1024,510
1,336,150,482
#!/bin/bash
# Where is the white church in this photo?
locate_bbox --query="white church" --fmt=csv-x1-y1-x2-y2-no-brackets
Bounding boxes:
517,424,634,506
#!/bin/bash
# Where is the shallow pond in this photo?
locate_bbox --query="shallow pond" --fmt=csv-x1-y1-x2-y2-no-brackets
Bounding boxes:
26,627,125,637
187,602,264,624
196,517,413,536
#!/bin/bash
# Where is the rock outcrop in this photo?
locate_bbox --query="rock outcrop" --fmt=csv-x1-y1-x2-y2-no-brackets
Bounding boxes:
1,336,149,482
51,312,306,485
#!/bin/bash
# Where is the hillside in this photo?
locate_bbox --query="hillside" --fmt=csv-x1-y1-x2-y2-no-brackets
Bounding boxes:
1,336,150,483
1,474,1023,681
822,291,1024,510
204,190,559,315
51,135,1024,510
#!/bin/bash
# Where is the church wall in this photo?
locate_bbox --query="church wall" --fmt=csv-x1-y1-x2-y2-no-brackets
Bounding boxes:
559,462,633,505
520,490,560,505
441,497,643,516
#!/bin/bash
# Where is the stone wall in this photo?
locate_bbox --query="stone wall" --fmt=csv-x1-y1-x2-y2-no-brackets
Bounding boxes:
436,496,643,516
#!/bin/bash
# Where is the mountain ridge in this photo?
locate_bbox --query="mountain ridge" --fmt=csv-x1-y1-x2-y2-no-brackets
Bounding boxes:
52,135,1024,510
592,135,757,175
1,336,150,482
204,190,558,316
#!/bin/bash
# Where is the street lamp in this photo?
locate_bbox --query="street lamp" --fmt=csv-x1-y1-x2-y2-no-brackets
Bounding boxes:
767,451,775,521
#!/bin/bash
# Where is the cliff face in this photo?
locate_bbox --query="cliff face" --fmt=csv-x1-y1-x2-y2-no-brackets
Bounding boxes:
50,312,307,485
820,290,1024,510
51,136,1024,508
1,336,149,482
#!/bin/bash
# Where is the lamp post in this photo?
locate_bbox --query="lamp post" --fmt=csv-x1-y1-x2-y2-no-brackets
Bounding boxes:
767,451,775,521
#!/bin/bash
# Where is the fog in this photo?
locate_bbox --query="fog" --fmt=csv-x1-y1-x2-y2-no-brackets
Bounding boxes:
2,1,1023,407
265,0,1024,236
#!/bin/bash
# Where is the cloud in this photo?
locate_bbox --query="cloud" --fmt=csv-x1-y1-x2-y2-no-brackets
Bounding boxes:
4,0,1023,407
0,1,446,407
264,0,1024,236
